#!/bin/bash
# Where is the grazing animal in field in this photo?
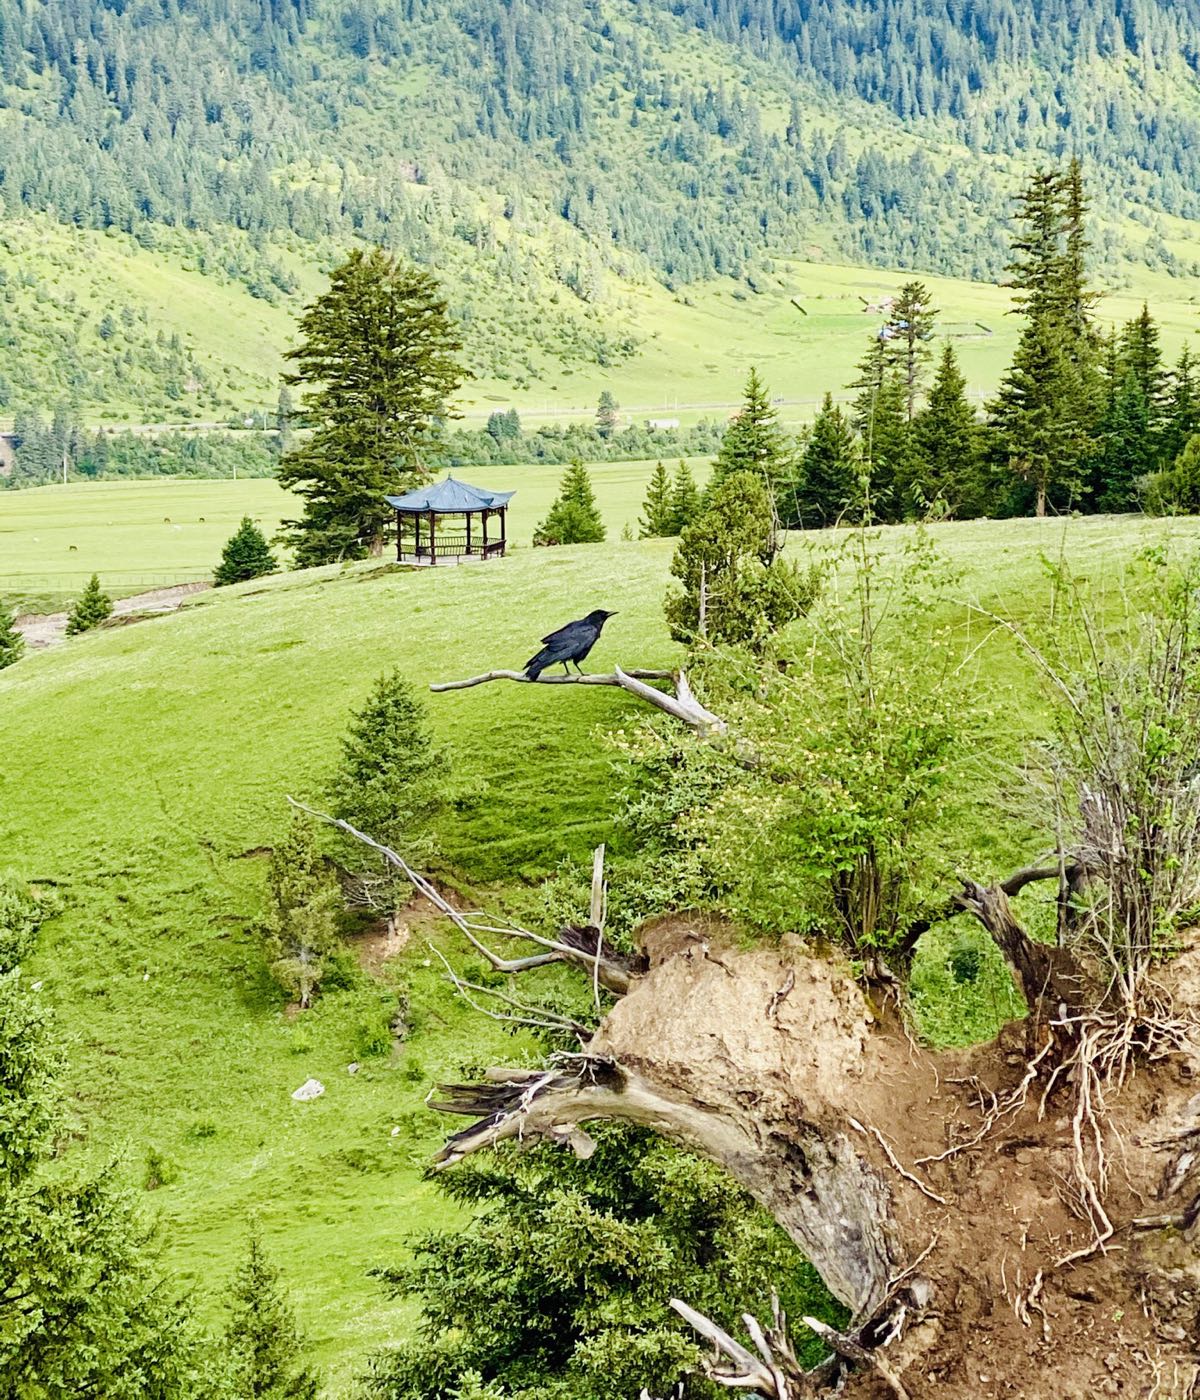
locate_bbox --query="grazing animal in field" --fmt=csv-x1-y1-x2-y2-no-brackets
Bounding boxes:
524,609,617,680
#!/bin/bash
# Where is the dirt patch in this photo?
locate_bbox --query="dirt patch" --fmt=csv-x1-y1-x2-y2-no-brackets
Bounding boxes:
15,581,212,649
347,892,449,975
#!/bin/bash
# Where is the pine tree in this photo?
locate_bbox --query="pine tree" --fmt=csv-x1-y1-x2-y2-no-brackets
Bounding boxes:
668,459,702,533
278,249,466,566
263,815,342,1009
0,598,23,670
780,394,861,528
665,472,818,651
533,461,606,545
638,461,675,537
885,280,938,420
225,1230,320,1400
595,391,619,440
707,368,794,496
1097,371,1153,512
1162,345,1200,467
65,574,113,635
214,517,278,586
913,343,982,517
329,671,447,902
1119,304,1164,433
850,344,912,521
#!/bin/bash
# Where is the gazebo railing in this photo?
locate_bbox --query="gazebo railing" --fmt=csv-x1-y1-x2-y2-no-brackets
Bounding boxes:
398,532,506,560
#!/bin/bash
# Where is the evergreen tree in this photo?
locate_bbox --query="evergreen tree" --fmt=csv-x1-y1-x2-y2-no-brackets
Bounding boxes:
781,394,861,528
1118,303,1165,445
65,574,113,635
668,459,702,533
851,357,913,521
1145,433,1200,515
595,390,619,440
278,249,466,566
885,280,938,419
275,385,295,455
666,471,819,650
638,461,675,537
214,517,278,586
0,598,24,670
533,461,606,545
329,671,447,911
707,368,794,496
225,1230,320,1400
1097,371,1153,512
263,815,342,1009
913,343,983,517
1162,345,1200,468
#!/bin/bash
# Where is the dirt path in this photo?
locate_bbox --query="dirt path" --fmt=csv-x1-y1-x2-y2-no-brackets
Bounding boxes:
15,581,212,648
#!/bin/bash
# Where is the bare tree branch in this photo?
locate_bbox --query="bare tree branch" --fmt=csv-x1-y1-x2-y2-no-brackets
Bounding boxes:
428,666,727,734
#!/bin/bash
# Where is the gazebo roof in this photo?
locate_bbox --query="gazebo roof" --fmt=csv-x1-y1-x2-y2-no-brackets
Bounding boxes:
385,475,515,514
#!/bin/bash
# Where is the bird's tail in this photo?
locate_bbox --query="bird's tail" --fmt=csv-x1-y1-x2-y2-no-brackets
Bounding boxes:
525,648,550,681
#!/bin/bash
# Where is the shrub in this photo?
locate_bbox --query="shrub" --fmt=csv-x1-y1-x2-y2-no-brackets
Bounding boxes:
263,814,343,1008
665,471,820,651
0,598,23,669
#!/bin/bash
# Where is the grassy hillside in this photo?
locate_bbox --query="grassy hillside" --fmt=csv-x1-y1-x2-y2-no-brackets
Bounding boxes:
5,215,1200,429
5,515,1200,1386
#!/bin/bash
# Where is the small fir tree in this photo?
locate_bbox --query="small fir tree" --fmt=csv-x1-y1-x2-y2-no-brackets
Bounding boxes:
263,815,342,1009
1145,433,1200,515
65,574,113,635
329,671,447,917
668,459,702,533
214,517,278,586
225,1230,320,1400
638,461,675,537
707,368,794,496
533,461,606,545
884,280,939,419
666,471,819,651
780,394,861,528
914,343,983,517
1161,344,1200,468
595,391,619,440
0,598,23,670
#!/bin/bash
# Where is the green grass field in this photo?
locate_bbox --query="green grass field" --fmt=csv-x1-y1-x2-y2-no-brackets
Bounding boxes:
6,510,1200,1389
0,461,711,612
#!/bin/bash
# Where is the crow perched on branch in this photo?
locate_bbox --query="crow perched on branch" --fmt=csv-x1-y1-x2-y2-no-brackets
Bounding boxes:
524,610,617,680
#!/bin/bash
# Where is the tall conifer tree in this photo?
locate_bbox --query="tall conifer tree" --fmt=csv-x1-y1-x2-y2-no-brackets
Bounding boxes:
707,368,794,497
278,249,465,566
914,343,982,516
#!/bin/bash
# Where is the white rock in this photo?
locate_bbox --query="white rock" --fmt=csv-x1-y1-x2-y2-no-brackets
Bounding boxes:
347,1062,360,1075
291,1078,325,1102
390,1125,402,1137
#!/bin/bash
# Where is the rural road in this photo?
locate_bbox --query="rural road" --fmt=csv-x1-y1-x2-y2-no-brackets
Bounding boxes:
15,581,211,648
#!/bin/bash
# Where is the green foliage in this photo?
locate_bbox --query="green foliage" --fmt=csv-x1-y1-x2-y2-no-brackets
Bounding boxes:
0,881,227,1399
913,343,983,517
224,1230,320,1400
707,368,794,496
0,601,24,670
689,532,982,958
65,573,113,635
667,472,818,650
263,814,344,1009
533,460,606,546
780,394,861,528
595,391,619,440
361,1125,842,1400
669,460,703,534
329,671,448,895
908,923,1025,1047
638,461,675,538
278,249,466,565
214,517,279,587
1145,434,1200,514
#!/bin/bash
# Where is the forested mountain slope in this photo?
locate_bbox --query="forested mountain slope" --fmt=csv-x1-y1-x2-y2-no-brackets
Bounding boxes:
2,0,1200,416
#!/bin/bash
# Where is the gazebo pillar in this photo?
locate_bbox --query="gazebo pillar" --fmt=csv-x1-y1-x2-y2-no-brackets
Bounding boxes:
415,512,421,559
482,509,490,555
500,507,507,556
429,510,437,565
466,511,472,556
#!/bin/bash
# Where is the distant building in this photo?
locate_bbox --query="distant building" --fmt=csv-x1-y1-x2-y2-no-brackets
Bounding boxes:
645,417,680,430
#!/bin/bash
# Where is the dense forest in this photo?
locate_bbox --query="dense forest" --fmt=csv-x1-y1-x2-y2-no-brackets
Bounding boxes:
2,0,1200,413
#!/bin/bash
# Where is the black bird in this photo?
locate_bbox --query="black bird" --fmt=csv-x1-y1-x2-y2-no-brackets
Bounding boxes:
524,609,618,680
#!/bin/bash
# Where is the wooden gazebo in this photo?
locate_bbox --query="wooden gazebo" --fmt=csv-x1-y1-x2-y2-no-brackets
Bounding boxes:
385,476,515,566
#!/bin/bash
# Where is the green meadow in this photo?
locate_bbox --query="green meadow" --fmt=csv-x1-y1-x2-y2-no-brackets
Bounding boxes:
5,512,1200,1387
0,461,711,612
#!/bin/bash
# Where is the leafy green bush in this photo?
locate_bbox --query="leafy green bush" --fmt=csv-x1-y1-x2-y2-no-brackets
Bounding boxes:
65,574,113,635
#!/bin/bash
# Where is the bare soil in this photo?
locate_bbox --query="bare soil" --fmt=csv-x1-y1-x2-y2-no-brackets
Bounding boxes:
14,581,211,648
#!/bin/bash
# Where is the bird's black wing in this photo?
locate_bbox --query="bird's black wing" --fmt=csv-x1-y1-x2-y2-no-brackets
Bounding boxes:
540,618,584,645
